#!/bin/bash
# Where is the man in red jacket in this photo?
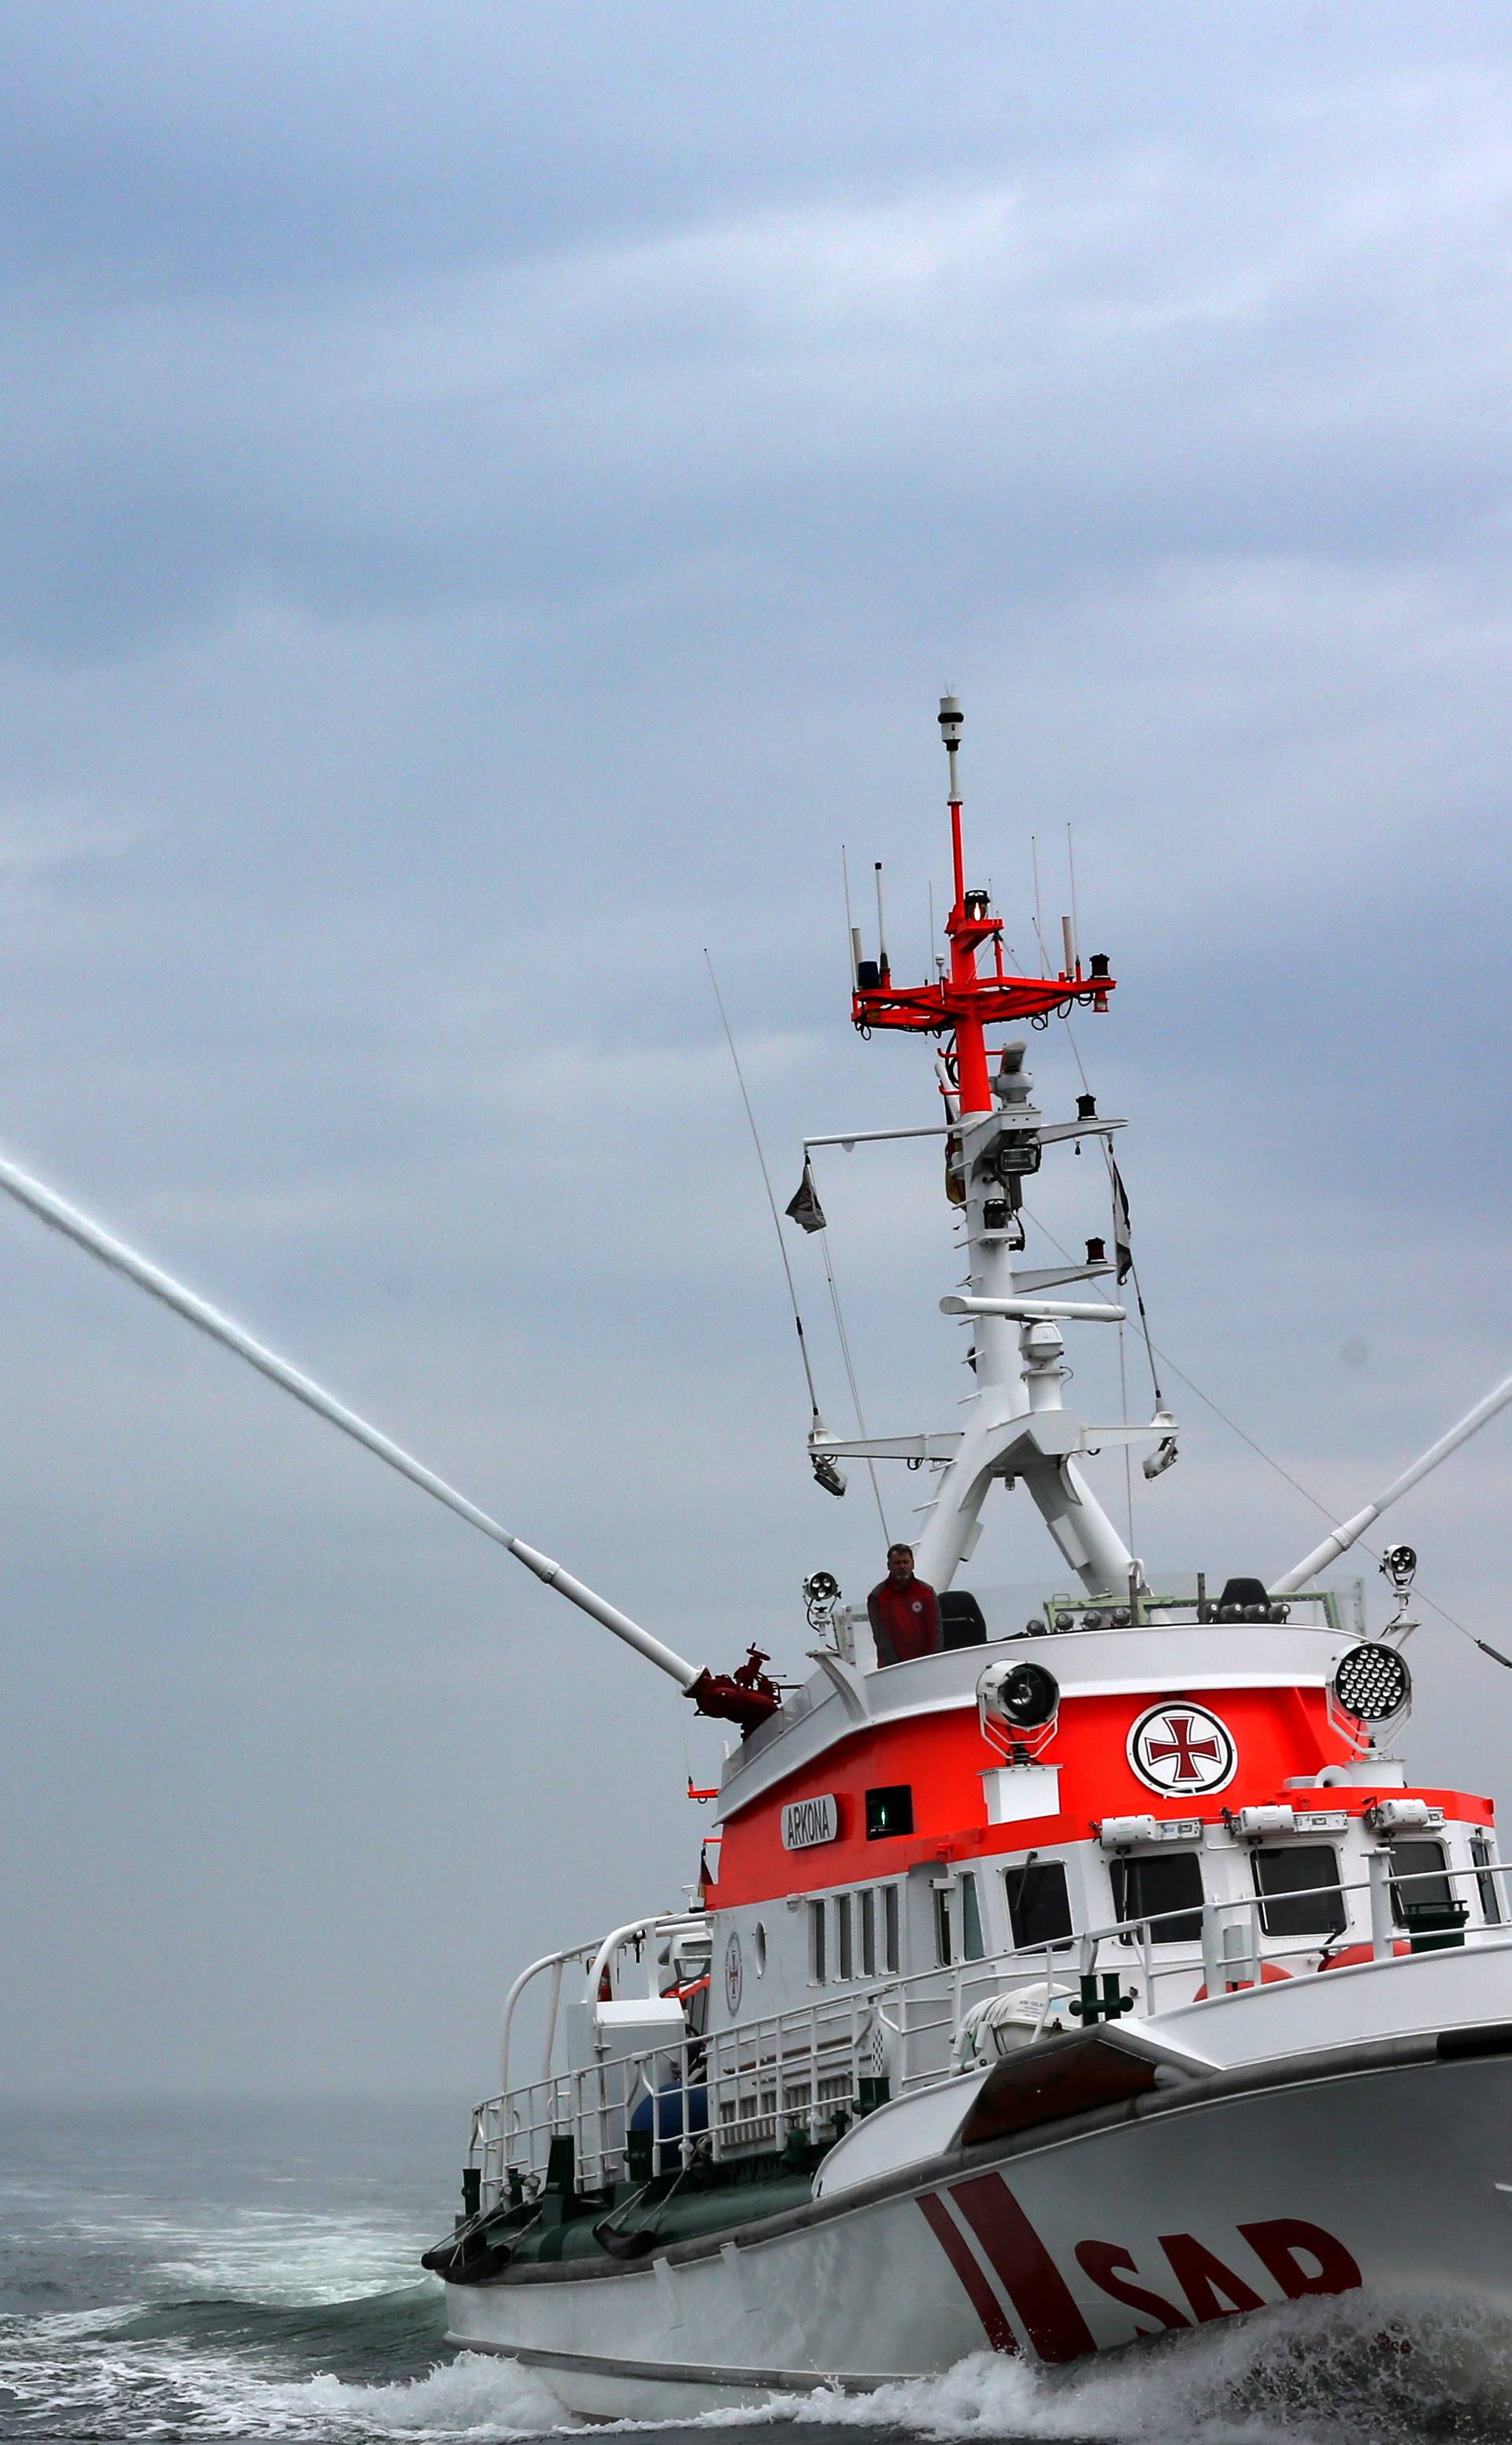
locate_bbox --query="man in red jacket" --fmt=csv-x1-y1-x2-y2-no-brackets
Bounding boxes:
867,1543,943,1667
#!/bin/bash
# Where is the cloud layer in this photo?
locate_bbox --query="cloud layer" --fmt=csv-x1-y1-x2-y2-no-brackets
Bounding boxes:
1,4,1510,2096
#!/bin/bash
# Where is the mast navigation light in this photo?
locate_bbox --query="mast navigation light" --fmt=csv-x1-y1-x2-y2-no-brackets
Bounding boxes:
938,694,963,750
810,1449,847,1498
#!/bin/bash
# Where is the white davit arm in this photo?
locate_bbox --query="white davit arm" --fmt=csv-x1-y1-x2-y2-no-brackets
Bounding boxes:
0,1150,700,1691
1272,1368,1512,1596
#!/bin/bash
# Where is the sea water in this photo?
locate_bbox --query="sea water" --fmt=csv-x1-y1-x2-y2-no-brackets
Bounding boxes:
0,2096,1506,2444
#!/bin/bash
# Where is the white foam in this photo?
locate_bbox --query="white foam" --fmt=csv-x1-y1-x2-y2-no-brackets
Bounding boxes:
290,2351,578,2436
0,2329,579,2441
623,2294,1512,2445
150,2207,424,2305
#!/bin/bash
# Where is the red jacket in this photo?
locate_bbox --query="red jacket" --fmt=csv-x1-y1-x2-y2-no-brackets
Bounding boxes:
868,1575,942,1666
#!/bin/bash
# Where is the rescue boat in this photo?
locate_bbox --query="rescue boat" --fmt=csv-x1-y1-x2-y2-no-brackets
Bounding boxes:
0,696,1506,2420
416,695,1512,2414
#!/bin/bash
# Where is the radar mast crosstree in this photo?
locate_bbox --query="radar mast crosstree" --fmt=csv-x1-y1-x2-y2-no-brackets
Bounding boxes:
817,695,1151,1599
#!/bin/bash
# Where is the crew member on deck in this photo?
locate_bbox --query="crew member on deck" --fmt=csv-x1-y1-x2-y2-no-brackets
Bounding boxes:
868,1543,943,1667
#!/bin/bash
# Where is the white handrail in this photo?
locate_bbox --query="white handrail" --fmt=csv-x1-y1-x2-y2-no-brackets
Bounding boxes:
473,1852,1510,2205
498,1939,601,2091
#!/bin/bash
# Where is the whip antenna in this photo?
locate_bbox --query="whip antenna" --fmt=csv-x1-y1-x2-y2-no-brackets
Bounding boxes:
705,954,889,1532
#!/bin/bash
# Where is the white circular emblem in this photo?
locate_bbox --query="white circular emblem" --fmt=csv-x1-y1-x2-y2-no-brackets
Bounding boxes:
1127,1702,1236,1796
724,1932,743,2017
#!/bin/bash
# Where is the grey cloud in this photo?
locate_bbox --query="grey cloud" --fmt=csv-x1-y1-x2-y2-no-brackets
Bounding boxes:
2,11,1512,2094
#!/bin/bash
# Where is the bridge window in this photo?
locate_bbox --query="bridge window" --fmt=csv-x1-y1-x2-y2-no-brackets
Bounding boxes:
1003,1858,1073,1950
866,1785,914,1839
1251,1844,1344,1938
1473,1832,1503,1925
933,1884,953,1967
960,1873,986,1962
808,1899,827,1984
859,1888,876,1976
883,1883,901,1973
1111,1850,1204,1943
1389,1839,1452,1922
836,1893,854,1981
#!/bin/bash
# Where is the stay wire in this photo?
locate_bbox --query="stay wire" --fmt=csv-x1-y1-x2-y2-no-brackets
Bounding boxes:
1024,1200,1512,1676
704,954,890,1542
815,1224,891,1542
1058,1013,1166,1412
1039,935,1501,1665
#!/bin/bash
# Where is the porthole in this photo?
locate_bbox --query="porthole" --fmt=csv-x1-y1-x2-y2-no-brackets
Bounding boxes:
754,1921,767,1975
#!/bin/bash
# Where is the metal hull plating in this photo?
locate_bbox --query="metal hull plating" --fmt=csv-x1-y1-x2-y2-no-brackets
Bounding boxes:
443,2039,1512,2417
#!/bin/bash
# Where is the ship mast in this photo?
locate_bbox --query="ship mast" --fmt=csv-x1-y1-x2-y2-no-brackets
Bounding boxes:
845,698,1146,1596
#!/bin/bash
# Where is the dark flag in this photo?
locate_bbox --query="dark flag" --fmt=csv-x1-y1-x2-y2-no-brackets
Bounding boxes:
1109,1158,1133,1283
785,1159,827,1234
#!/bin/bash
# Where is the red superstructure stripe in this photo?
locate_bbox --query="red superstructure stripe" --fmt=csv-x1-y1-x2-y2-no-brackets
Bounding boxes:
949,2173,1096,2364
916,2192,1017,2354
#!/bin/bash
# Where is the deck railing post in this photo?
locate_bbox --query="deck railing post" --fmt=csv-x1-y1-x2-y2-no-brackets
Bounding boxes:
1368,1848,1395,1959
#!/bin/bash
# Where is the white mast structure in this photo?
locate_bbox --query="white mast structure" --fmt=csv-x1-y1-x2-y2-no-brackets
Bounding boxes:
810,698,1166,1597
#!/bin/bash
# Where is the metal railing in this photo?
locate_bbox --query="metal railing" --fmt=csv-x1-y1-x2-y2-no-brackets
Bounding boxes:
469,1854,1510,2210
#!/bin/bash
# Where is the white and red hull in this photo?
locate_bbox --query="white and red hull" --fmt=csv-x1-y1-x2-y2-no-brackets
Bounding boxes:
445,2014,1512,2418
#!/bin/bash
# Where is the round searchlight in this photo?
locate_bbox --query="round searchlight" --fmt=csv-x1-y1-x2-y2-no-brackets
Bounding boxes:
1331,1641,1412,1723
979,1657,1061,1733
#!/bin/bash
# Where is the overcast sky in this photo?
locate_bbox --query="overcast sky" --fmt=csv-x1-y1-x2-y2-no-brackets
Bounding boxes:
2,2,1512,2101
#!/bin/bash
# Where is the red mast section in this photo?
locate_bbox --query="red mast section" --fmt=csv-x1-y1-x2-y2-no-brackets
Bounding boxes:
851,697,1114,1115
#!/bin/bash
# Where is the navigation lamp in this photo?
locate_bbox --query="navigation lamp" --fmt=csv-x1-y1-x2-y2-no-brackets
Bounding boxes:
810,1450,847,1498
1085,1236,1106,1262
1077,1093,1097,1121
1088,954,1110,979
938,694,963,748
1332,1641,1413,1722
1382,1544,1418,1593
802,1569,842,1632
978,1658,1060,1757
983,1196,1010,1231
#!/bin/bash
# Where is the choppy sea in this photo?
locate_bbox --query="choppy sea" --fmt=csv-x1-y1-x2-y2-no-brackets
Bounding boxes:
0,2096,1507,2445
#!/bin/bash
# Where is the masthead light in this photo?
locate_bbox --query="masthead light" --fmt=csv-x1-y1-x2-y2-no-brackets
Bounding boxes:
938,693,963,750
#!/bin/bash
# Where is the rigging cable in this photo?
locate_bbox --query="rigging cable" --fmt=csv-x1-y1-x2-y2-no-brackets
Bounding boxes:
704,954,890,1541
1024,1199,1512,1676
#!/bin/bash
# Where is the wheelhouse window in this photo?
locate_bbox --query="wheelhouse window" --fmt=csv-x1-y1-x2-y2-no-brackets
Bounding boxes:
859,1887,877,1976
1388,1838,1453,1923
1473,1832,1503,1925
808,1898,827,1983
836,1893,854,1981
866,1785,914,1838
959,1873,986,1962
933,1884,952,1967
1251,1843,1345,1939
1004,1858,1073,1950
1111,1850,1205,1943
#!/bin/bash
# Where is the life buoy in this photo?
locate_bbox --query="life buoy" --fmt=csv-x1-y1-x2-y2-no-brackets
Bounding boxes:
1192,1961,1292,2000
